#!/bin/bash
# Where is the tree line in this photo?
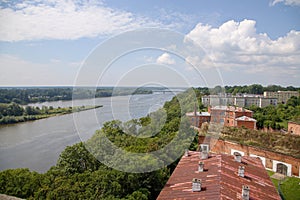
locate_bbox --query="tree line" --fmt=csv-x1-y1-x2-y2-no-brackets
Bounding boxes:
204,84,299,95
0,87,153,105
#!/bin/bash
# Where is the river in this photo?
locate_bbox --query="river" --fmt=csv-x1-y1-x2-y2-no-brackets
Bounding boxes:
0,93,176,173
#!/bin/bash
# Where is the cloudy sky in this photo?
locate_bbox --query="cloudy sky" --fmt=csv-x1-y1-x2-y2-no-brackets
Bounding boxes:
0,0,299,87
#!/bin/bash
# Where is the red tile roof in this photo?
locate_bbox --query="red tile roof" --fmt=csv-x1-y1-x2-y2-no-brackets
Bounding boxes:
157,151,280,200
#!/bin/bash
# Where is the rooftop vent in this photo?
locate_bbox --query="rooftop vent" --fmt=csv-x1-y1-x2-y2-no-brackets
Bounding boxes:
192,178,202,192
233,152,242,163
198,161,204,172
184,149,189,157
238,166,245,177
242,185,250,200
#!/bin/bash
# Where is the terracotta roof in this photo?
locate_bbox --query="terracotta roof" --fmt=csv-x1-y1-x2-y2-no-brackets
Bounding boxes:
157,151,280,200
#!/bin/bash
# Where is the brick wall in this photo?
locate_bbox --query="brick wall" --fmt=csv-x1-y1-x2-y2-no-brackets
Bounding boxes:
236,120,256,129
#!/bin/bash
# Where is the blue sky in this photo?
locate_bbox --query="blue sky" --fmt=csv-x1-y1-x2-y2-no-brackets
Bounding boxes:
0,0,299,87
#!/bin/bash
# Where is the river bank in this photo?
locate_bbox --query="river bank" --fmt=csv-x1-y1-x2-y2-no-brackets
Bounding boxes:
0,105,102,125
0,93,176,172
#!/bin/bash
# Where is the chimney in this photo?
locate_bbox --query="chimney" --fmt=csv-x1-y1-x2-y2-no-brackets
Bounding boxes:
198,161,204,172
184,149,189,157
238,166,245,177
200,151,208,160
199,144,209,160
233,152,242,163
242,185,250,200
194,103,197,116
192,178,202,192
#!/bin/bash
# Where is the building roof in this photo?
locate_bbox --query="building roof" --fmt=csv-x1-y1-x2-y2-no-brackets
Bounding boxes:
210,105,228,110
186,111,210,117
235,116,257,122
157,151,280,200
210,106,252,113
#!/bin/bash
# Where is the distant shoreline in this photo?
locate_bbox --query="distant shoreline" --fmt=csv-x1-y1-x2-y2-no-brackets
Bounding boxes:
0,105,103,126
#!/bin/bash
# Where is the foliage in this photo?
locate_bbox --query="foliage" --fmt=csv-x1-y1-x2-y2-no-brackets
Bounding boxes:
0,168,41,198
0,88,202,199
224,84,299,95
249,96,300,129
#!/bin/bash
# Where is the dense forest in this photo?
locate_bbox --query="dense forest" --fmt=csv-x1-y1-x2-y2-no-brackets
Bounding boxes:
0,87,153,104
0,88,200,199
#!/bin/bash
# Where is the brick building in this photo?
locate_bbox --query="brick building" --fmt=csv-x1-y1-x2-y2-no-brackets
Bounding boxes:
186,111,211,128
187,106,257,129
208,105,227,124
235,116,257,129
224,107,253,127
157,150,280,200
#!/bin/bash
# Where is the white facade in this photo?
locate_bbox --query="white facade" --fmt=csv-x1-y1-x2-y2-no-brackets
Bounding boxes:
272,160,292,176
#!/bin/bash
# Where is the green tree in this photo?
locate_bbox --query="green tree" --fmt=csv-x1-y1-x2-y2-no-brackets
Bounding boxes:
56,142,100,175
0,168,41,198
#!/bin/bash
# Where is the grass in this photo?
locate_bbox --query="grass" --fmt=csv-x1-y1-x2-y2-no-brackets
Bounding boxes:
268,170,300,200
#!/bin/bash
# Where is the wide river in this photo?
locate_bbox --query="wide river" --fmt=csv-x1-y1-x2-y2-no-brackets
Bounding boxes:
0,93,176,173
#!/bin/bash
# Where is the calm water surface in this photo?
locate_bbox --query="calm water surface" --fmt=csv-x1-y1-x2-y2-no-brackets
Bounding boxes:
0,93,175,172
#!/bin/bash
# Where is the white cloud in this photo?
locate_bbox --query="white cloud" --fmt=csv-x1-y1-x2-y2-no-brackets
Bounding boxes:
184,19,300,85
271,0,300,6
156,53,176,65
0,0,162,41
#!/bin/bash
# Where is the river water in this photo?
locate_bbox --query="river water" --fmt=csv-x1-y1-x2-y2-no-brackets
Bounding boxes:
0,93,175,173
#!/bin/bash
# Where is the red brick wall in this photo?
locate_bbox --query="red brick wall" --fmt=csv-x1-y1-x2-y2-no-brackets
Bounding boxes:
236,120,256,129
199,136,300,177
235,111,253,118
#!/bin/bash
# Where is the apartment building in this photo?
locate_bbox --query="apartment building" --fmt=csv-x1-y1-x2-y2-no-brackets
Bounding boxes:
264,91,299,104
